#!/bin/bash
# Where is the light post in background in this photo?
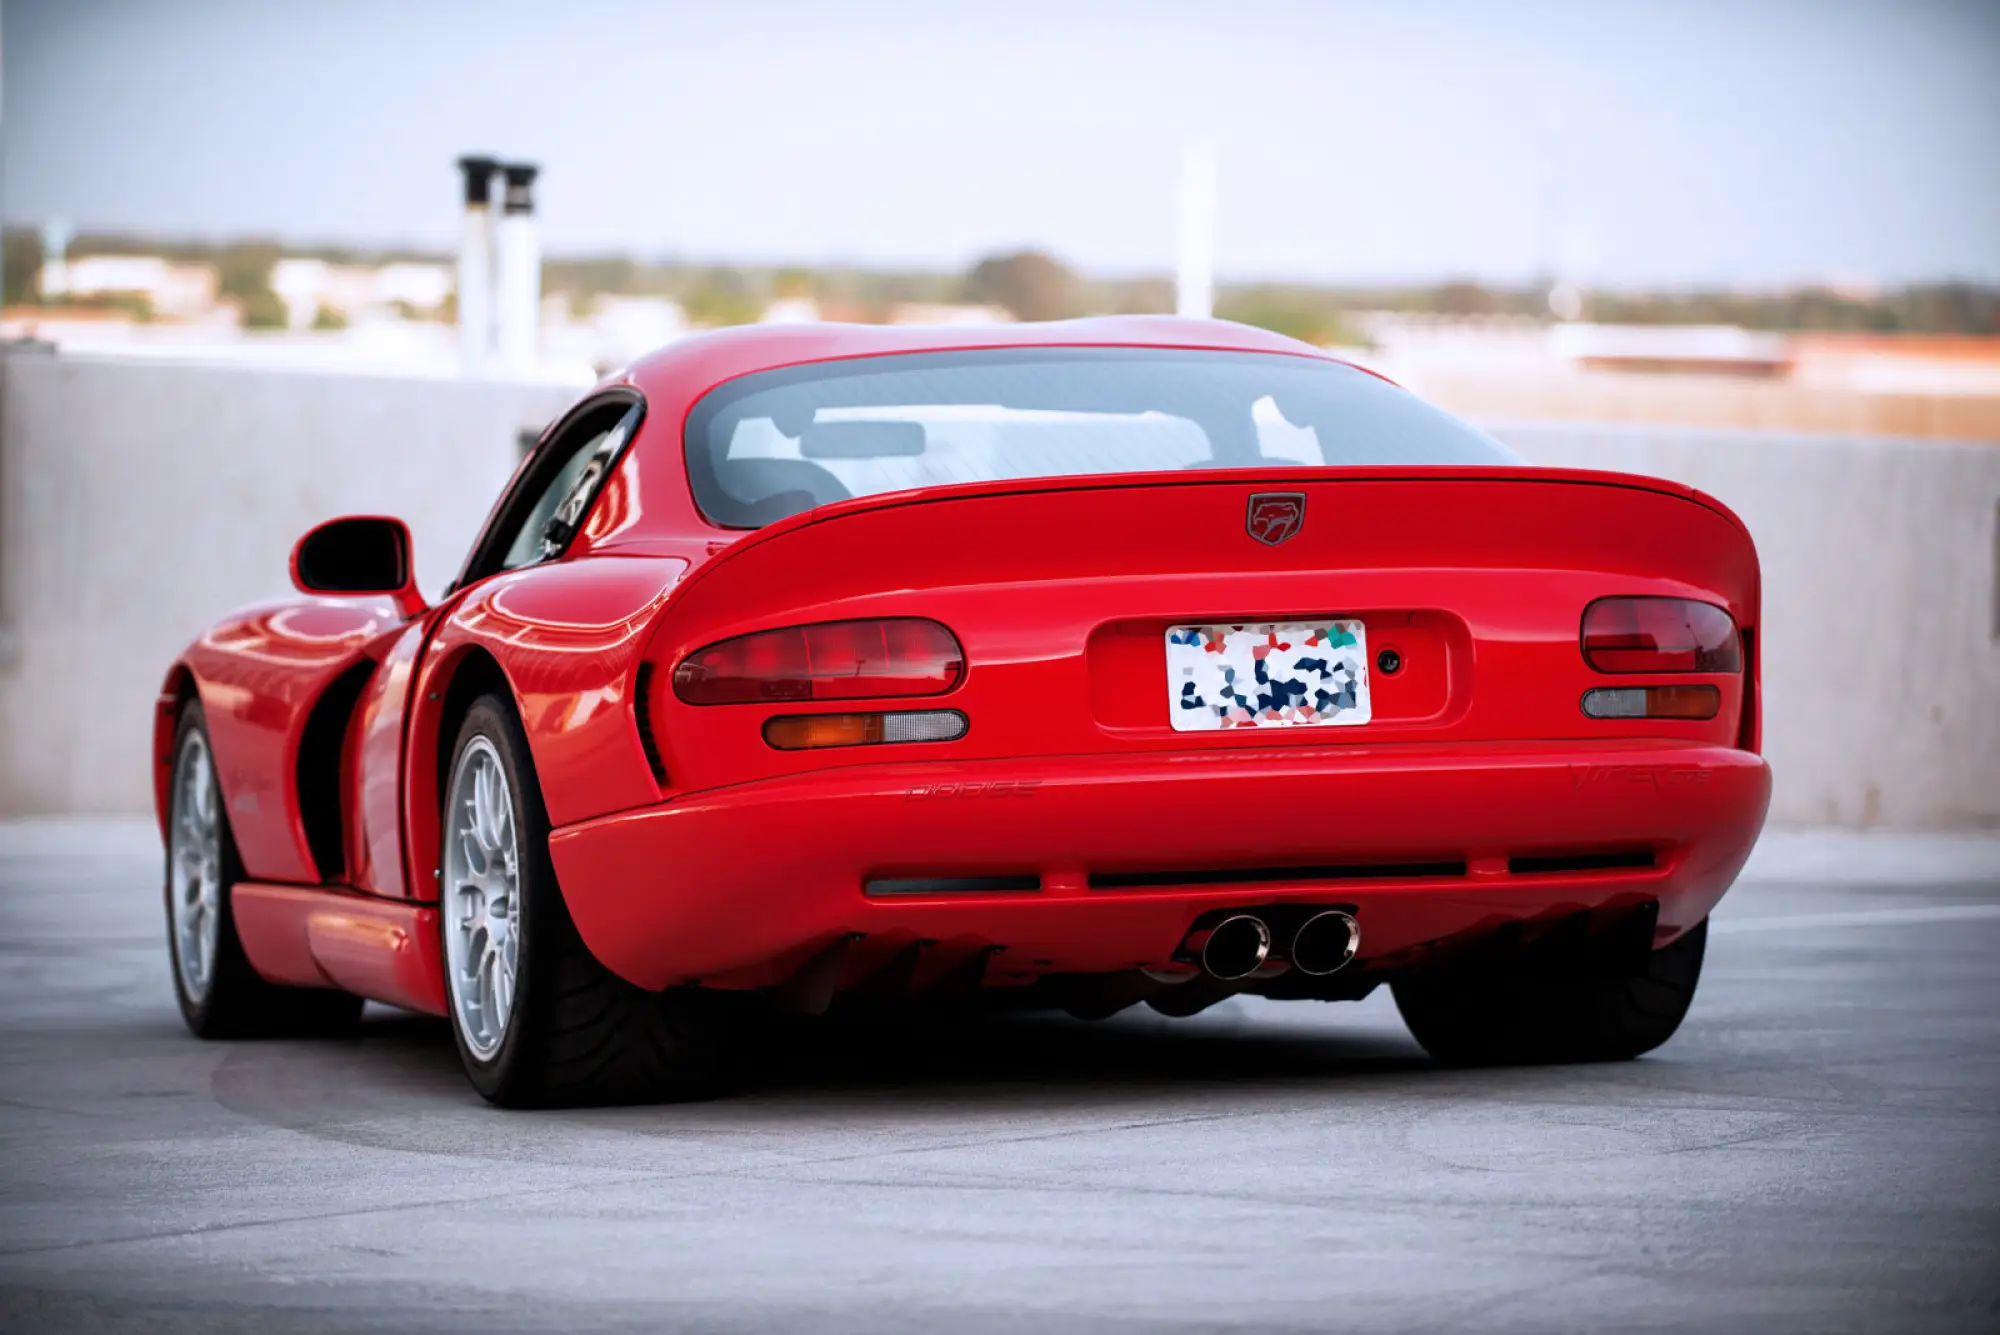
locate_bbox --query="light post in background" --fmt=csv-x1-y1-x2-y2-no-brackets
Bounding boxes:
1176,140,1217,321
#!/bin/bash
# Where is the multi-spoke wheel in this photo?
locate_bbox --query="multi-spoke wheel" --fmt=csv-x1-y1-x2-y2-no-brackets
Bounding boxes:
167,727,224,1003
442,736,521,1061
164,701,362,1038
439,693,738,1107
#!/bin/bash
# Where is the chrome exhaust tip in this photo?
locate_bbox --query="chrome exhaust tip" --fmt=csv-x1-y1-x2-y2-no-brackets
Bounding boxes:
1291,910,1360,977
1197,914,1271,980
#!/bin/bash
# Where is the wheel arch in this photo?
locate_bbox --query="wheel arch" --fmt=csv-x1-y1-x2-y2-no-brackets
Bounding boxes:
153,662,201,838
433,646,513,798
405,643,517,903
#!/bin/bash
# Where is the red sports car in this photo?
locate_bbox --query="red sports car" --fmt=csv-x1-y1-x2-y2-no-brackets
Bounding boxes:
156,318,1769,1105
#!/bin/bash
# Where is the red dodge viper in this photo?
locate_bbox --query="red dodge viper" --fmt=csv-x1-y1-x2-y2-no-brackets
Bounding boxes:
156,318,1770,1105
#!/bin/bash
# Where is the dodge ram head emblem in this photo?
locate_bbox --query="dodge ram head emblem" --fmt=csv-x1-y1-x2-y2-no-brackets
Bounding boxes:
1245,492,1305,545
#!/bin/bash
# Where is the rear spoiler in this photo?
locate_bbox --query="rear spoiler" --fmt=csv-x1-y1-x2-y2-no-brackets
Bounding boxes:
648,464,1756,607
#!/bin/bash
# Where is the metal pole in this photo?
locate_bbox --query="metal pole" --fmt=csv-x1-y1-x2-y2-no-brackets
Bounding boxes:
0,0,16,672
1176,140,1216,321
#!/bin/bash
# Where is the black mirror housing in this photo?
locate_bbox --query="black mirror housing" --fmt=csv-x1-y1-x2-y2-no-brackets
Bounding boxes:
290,516,425,619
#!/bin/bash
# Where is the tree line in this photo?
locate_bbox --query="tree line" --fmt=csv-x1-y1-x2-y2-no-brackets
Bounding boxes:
5,230,1995,340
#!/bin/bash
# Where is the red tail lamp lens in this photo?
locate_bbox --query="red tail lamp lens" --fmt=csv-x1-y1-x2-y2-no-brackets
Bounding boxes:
672,618,964,705
1582,598,1741,673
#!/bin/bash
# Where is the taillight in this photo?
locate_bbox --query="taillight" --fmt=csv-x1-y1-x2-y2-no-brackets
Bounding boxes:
1581,597,1741,673
672,618,964,705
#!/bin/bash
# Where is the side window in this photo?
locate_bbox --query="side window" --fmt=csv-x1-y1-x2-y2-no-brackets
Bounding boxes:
472,400,641,583
498,416,630,571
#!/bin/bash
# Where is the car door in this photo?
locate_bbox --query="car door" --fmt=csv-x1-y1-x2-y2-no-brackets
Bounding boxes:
343,393,645,900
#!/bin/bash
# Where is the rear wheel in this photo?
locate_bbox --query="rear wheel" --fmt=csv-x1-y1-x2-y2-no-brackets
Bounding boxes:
1392,918,1707,1065
439,693,736,1107
165,702,362,1038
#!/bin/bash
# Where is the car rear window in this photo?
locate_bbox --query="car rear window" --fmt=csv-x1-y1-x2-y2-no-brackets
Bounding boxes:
683,347,1520,528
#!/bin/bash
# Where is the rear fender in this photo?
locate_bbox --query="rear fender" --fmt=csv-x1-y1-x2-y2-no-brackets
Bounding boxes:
1691,486,1762,755
406,556,690,872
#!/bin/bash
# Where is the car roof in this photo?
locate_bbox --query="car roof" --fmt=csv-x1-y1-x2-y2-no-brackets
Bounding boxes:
619,316,1350,402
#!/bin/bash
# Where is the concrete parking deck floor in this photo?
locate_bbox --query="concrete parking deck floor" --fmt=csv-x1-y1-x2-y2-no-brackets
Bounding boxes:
1,820,1996,1334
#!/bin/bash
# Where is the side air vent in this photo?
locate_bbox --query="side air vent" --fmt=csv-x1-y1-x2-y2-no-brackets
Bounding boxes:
633,663,668,785
1508,849,1657,876
295,661,375,882
1091,860,1467,891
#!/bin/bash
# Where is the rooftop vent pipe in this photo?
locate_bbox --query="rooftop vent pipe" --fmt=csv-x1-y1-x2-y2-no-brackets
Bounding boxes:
495,162,541,374
455,156,498,375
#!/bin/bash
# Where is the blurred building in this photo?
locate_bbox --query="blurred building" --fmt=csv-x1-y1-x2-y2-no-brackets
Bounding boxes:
1789,335,2000,397
888,303,1011,326
1363,317,2000,441
758,297,821,325
540,294,687,375
39,255,218,319
1548,323,1792,377
270,259,453,326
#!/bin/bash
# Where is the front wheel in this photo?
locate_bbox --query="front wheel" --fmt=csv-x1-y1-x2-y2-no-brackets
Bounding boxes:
439,693,736,1107
1392,918,1707,1066
164,701,362,1038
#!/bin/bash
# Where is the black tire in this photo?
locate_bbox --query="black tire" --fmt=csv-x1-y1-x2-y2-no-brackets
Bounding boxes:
1392,918,1707,1065
164,701,363,1039
439,693,736,1107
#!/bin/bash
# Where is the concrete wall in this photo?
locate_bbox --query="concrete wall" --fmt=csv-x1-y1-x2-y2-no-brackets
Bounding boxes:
1495,422,2000,830
3,349,1997,828
0,350,576,813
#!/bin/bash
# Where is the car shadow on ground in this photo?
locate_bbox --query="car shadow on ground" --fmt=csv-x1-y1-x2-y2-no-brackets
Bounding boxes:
750,1004,1434,1094
206,997,1438,1120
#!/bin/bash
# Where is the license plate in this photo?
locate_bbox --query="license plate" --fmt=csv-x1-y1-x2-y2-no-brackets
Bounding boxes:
1165,620,1371,731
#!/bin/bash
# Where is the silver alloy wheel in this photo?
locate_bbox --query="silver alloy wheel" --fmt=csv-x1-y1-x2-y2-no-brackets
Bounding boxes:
168,729,223,1002
443,735,521,1062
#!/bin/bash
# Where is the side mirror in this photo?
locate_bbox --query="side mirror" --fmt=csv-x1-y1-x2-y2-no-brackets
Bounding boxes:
290,516,426,620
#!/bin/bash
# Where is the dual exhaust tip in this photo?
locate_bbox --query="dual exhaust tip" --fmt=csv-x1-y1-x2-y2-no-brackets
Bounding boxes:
1193,910,1360,981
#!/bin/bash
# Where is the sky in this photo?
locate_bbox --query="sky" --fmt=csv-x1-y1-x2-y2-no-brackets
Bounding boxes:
4,0,1999,287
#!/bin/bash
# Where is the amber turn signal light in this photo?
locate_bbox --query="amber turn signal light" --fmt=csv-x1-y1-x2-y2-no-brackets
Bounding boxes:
763,709,969,750
1581,685,1721,720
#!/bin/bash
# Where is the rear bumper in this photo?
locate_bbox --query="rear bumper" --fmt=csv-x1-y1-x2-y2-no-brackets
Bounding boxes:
548,741,1771,990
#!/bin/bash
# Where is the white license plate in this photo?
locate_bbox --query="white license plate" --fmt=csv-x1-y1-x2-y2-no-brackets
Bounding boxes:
1165,620,1371,731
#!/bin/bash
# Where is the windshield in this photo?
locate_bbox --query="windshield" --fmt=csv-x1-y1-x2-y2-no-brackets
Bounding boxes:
683,347,1520,528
